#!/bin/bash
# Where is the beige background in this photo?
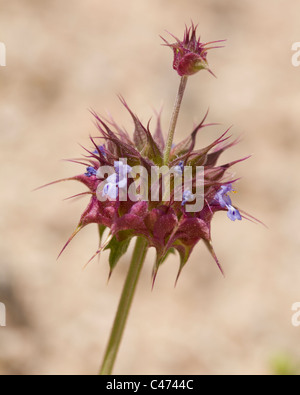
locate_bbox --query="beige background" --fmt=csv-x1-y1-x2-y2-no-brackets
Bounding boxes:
0,0,300,375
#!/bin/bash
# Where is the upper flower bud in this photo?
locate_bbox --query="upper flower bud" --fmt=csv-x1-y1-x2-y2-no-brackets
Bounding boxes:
162,23,225,77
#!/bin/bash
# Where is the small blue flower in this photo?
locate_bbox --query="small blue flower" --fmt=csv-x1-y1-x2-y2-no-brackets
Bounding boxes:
214,184,234,207
102,161,132,200
114,161,132,175
85,167,97,177
114,161,132,186
102,174,118,199
174,161,184,175
182,189,195,206
214,183,242,222
93,145,107,157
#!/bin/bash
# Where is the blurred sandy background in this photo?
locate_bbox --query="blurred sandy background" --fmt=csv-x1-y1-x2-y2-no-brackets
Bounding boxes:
0,0,300,375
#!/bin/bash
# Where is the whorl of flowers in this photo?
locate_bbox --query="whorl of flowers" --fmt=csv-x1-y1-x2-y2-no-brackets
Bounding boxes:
49,101,252,284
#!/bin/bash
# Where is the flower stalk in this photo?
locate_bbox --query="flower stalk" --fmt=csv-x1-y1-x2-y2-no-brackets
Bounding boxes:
163,75,188,165
100,74,188,375
99,237,148,375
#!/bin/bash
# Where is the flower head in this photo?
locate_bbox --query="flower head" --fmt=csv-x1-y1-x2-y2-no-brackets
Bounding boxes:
51,98,249,282
161,23,225,77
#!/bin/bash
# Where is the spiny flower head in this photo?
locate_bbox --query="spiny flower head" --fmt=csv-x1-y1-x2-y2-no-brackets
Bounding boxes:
161,23,225,77
49,98,252,284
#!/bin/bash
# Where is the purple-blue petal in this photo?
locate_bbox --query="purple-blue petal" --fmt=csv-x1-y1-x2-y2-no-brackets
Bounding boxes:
227,206,242,221
85,167,97,177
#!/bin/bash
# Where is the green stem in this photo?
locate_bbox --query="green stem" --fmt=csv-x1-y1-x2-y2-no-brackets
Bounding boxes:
163,75,189,165
99,237,148,375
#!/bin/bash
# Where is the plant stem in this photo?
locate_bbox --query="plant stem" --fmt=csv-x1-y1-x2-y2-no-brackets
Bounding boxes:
99,237,148,375
163,75,189,165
